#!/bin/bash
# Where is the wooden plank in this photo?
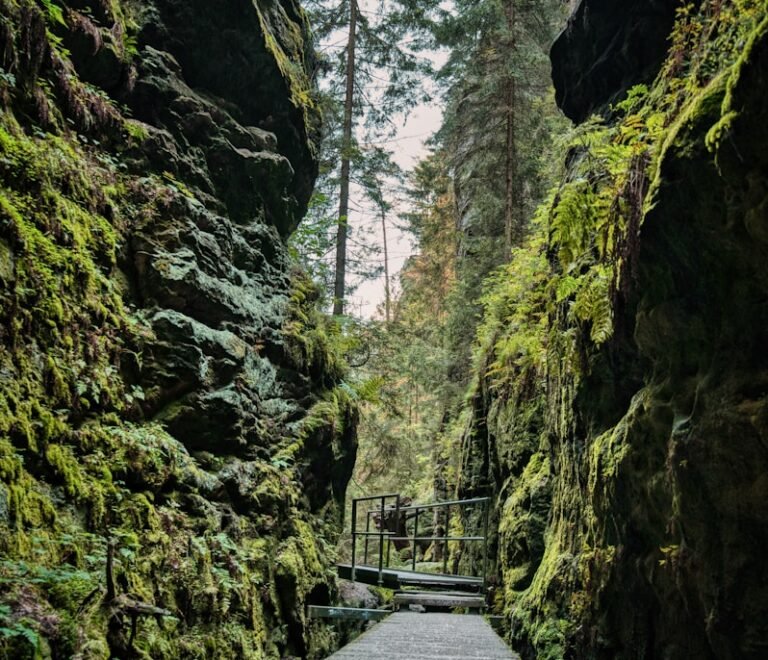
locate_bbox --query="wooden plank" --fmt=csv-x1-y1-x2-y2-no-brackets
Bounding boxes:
309,605,390,621
324,611,520,659
394,592,486,609
399,575,480,590
337,564,483,592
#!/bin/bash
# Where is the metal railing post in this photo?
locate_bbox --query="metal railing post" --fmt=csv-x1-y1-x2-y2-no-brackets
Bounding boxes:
390,494,399,569
482,499,490,592
443,502,449,575
378,496,386,585
351,498,358,582
411,507,419,572
364,509,371,565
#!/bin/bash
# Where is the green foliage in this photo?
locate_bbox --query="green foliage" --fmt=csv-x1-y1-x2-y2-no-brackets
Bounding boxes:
284,271,350,381
341,154,462,509
307,0,437,125
289,190,339,290
476,225,549,386
454,2,768,657
0,601,40,656
0,4,351,656
429,0,568,387
291,121,401,305
300,0,439,307
656,0,763,108
39,0,66,27
298,380,368,444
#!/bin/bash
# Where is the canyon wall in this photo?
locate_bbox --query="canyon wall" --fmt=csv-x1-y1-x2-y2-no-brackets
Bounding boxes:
0,0,356,657
458,1,768,658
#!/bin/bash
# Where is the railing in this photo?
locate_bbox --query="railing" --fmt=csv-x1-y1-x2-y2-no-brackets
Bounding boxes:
348,493,490,591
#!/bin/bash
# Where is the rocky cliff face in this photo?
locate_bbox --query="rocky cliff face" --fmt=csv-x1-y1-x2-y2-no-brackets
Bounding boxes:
0,1,356,658
551,0,682,122
459,1,768,658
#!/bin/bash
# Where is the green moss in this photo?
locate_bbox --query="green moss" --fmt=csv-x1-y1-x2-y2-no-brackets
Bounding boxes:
0,1,345,656
255,2,318,139
284,272,349,380
45,444,87,498
652,72,727,185
706,9,768,159
457,2,768,657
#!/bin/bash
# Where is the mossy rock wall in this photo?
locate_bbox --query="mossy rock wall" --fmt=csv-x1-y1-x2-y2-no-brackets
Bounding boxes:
0,0,355,658
459,1,768,658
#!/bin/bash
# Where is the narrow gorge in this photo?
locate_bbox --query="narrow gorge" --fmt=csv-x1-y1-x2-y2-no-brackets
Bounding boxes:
1,0,767,659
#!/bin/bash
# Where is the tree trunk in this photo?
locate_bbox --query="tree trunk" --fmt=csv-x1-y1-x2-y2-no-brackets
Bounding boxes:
380,205,391,323
333,0,358,316
503,0,517,258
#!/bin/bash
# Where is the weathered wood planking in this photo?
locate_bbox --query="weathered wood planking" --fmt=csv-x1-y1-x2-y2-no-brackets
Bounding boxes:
324,612,520,659
309,605,391,621
337,563,484,592
393,591,486,609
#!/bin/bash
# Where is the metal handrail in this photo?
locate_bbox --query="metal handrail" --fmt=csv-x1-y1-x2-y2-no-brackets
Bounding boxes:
353,493,401,502
388,536,485,542
397,496,490,510
349,493,491,590
350,493,400,585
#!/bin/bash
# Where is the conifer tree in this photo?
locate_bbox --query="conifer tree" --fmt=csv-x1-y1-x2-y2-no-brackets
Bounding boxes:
333,0,358,316
432,0,565,380
302,0,437,314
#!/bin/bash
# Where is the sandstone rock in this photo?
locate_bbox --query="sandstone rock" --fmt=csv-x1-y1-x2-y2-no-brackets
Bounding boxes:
551,0,683,122
0,0,354,657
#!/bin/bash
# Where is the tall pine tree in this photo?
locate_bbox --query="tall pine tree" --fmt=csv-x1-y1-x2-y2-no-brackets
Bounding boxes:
301,0,438,314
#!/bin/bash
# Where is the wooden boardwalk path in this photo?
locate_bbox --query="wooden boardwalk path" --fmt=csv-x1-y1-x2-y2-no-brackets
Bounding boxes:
336,563,483,592
325,612,520,659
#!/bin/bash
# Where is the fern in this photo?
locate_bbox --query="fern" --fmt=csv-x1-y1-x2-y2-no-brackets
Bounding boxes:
39,0,66,27
570,266,613,345
0,619,40,653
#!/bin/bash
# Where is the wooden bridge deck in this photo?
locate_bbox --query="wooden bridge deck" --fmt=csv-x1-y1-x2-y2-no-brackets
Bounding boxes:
325,612,520,659
336,563,483,592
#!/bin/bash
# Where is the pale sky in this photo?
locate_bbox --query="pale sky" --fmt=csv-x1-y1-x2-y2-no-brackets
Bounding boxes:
315,2,447,319
345,103,443,319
